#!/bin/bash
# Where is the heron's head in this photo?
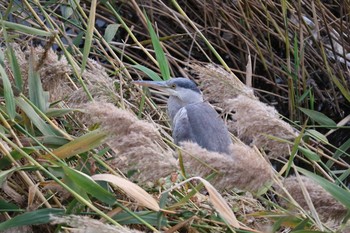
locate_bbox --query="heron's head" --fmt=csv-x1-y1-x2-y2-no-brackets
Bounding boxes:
134,78,203,104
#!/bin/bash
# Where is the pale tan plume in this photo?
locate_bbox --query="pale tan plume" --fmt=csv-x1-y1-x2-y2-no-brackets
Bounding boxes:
83,101,177,183
181,142,273,192
275,175,347,221
226,95,297,158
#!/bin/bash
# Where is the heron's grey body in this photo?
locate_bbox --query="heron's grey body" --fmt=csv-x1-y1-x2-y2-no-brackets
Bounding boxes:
134,78,232,155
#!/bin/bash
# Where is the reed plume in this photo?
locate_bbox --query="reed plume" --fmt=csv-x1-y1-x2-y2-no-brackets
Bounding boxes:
181,142,273,192
275,175,347,221
226,95,297,158
83,101,177,183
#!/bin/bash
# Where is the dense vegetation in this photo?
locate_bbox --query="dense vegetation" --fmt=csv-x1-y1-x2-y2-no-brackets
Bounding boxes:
0,1,349,232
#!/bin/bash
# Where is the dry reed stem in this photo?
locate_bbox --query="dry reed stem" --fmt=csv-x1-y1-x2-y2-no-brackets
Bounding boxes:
181,142,273,193
275,175,347,222
50,215,144,233
83,101,177,183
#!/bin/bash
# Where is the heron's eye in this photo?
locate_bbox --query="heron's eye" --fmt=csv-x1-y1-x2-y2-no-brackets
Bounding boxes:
170,84,176,89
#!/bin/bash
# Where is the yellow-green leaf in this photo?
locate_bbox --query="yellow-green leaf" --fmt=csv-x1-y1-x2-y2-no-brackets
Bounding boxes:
50,130,106,159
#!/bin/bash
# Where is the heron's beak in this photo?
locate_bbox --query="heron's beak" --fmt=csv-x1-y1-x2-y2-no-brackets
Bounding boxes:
133,80,176,95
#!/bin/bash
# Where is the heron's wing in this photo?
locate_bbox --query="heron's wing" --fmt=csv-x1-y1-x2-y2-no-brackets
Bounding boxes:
172,107,196,145
174,102,232,155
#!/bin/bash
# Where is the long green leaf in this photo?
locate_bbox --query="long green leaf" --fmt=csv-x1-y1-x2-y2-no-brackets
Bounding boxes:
0,199,21,211
0,208,65,231
34,136,70,147
298,168,350,209
299,107,336,127
7,46,23,92
113,211,168,226
144,13,170,80
0,64,16,120
326,138,350,168
285,122,306,176
16,97,57,136
305,129,329,144
132,64,162,81
298,146,320,161
0,20,53,37
62,167,116,205
28,52,49,113
45,108,77,118
80,0,97,74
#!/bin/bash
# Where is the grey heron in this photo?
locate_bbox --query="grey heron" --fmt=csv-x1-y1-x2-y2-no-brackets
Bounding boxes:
134,78,232,155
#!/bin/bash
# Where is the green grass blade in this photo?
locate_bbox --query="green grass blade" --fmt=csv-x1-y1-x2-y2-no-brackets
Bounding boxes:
0,20,53,37
62,166,116,205
80,0,97,74
299,107,336,127
298,146,320,161
45,108,77,118
7,46,23,92
144,13,170,80
38,135,70,147
132,64,162,81
15,97,58,136
0,64,16,120
113,211,168,226
338,169,350,184
326,138,350,168
305,129,329,144
285,123,306,176
28,52,49,113
298,167,350,209
0,208,65,231
0,199,21,211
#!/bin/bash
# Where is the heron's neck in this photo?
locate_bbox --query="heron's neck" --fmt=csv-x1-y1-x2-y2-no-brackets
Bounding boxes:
167,94,203,124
